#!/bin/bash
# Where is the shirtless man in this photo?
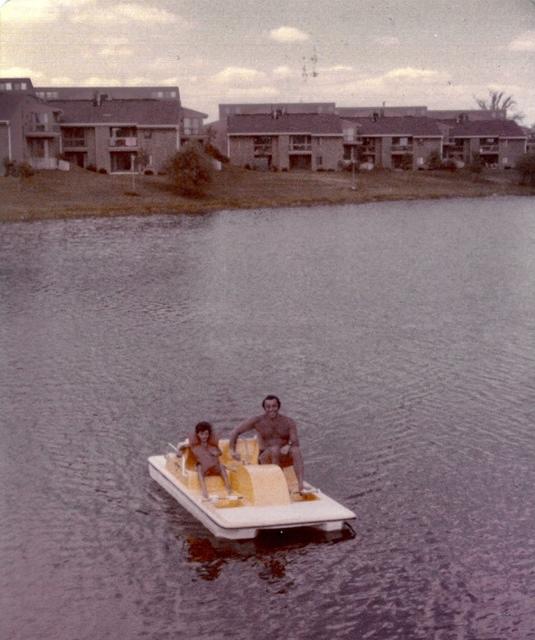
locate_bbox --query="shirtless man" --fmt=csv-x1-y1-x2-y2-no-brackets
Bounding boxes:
229,395,305,493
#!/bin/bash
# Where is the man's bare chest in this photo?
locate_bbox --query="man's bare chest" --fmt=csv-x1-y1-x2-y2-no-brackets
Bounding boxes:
256,419,290,440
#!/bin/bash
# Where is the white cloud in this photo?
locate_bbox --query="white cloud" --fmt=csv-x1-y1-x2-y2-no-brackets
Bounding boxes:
269,26,309,43
373,36,400,47
1,0,93,22
508,31,535,52
92,36,130,46
224,86,279,98
99,46,134,57
0,65,44,78
81,76,121,86
320,65,353,72
272,65,294,79
384,67,442,80
50,76,74,84
73,3,181,24
213,66,265,84
126,77,154,86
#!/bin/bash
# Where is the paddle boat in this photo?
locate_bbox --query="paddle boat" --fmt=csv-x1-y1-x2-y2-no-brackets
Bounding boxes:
148,437,356,540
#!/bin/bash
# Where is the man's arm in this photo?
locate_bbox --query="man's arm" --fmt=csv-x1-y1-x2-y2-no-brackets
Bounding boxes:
229,417,257,456
281,418,299,455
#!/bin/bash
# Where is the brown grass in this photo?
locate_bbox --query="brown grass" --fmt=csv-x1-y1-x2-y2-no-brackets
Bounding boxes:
0,164,532,223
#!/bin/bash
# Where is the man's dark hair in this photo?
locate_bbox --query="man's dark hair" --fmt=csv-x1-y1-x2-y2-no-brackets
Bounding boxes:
262,395,281,409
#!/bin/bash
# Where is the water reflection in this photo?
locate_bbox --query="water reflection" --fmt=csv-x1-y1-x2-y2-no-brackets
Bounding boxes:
2,197,535,640
182,525,356,582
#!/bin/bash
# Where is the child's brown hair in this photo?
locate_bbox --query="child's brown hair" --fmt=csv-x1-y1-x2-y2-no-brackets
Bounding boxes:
191,421,219,447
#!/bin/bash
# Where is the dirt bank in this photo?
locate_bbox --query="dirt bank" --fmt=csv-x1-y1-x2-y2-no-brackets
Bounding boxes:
0,164,532,223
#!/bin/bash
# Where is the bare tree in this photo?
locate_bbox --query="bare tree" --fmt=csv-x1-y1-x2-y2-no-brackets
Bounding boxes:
474,89,525,122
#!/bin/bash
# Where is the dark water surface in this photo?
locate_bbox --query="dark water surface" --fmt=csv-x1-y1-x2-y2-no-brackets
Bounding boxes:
1,197,535,640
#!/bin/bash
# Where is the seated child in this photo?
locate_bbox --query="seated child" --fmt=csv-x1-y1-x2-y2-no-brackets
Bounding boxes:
188,421,233,500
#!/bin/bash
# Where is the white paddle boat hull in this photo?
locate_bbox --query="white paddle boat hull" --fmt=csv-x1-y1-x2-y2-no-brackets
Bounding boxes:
148,449,356,540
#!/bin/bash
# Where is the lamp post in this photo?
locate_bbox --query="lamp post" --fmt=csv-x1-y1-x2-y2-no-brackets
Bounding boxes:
351,145,357,190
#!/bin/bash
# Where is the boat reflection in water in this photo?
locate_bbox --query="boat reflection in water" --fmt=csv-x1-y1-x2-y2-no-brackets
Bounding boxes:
182,524,357,582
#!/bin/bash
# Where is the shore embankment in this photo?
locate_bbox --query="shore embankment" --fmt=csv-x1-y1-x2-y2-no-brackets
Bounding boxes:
0,164,533,223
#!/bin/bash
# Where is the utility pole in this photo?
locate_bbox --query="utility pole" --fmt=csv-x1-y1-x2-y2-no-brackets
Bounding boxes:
351,145,357,190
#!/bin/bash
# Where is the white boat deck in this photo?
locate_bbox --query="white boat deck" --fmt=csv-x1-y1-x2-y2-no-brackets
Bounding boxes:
148,454,356,540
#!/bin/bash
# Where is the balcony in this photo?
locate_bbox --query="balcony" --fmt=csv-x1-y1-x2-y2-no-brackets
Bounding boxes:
391,144,413,152
289,143,312,152
480,144,499,153
25,124,61,137
109,137,138,148
63,137,86,148
254,143,272,156
30,157,59,170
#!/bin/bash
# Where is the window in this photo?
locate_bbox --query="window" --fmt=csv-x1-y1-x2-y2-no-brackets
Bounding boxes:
316,155,323,166
254,136,272,155
31,112,49,130
63,127,86,146
290,135,311,151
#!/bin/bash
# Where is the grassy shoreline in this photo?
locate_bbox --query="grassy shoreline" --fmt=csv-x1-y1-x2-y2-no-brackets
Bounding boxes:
1,164,533,223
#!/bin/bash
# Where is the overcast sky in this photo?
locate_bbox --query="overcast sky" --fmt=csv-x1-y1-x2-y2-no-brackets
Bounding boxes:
0,0,534,124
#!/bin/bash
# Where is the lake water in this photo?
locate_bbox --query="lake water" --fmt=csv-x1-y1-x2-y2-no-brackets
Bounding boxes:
1,196,535,640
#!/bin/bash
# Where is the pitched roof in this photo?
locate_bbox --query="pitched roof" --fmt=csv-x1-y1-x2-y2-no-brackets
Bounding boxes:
0,92,49,119
449,119,526,137
181,106,208,119
338,106,427,118
0,93,26,119
37,86,180,101
354,116,443,136
227,113,342,135
50,99,181,125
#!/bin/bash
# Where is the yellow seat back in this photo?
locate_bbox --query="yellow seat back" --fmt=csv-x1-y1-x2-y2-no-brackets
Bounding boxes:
219,437,259,466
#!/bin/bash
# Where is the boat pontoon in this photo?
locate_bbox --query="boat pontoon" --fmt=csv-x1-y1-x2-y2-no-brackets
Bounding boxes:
148,438,356,540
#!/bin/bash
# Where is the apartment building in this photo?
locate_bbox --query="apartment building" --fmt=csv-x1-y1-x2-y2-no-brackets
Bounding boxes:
180,107,208,145
441,119,526,168
0,78,63,174
341,116,443,169
211,102,336,156
52,97,182,173
227,112,343,171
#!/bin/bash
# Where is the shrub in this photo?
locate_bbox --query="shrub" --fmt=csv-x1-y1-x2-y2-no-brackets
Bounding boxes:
515,153,535,186
98,167,108,174
204,143,229,164
18,162,34,178
442,159,458,172
3,159,34,177
87,164,96,172
144,169,155,176
3,158,16,176
401,153,413,170
427,150,443,170
468,153,483,174
167,142,214,197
